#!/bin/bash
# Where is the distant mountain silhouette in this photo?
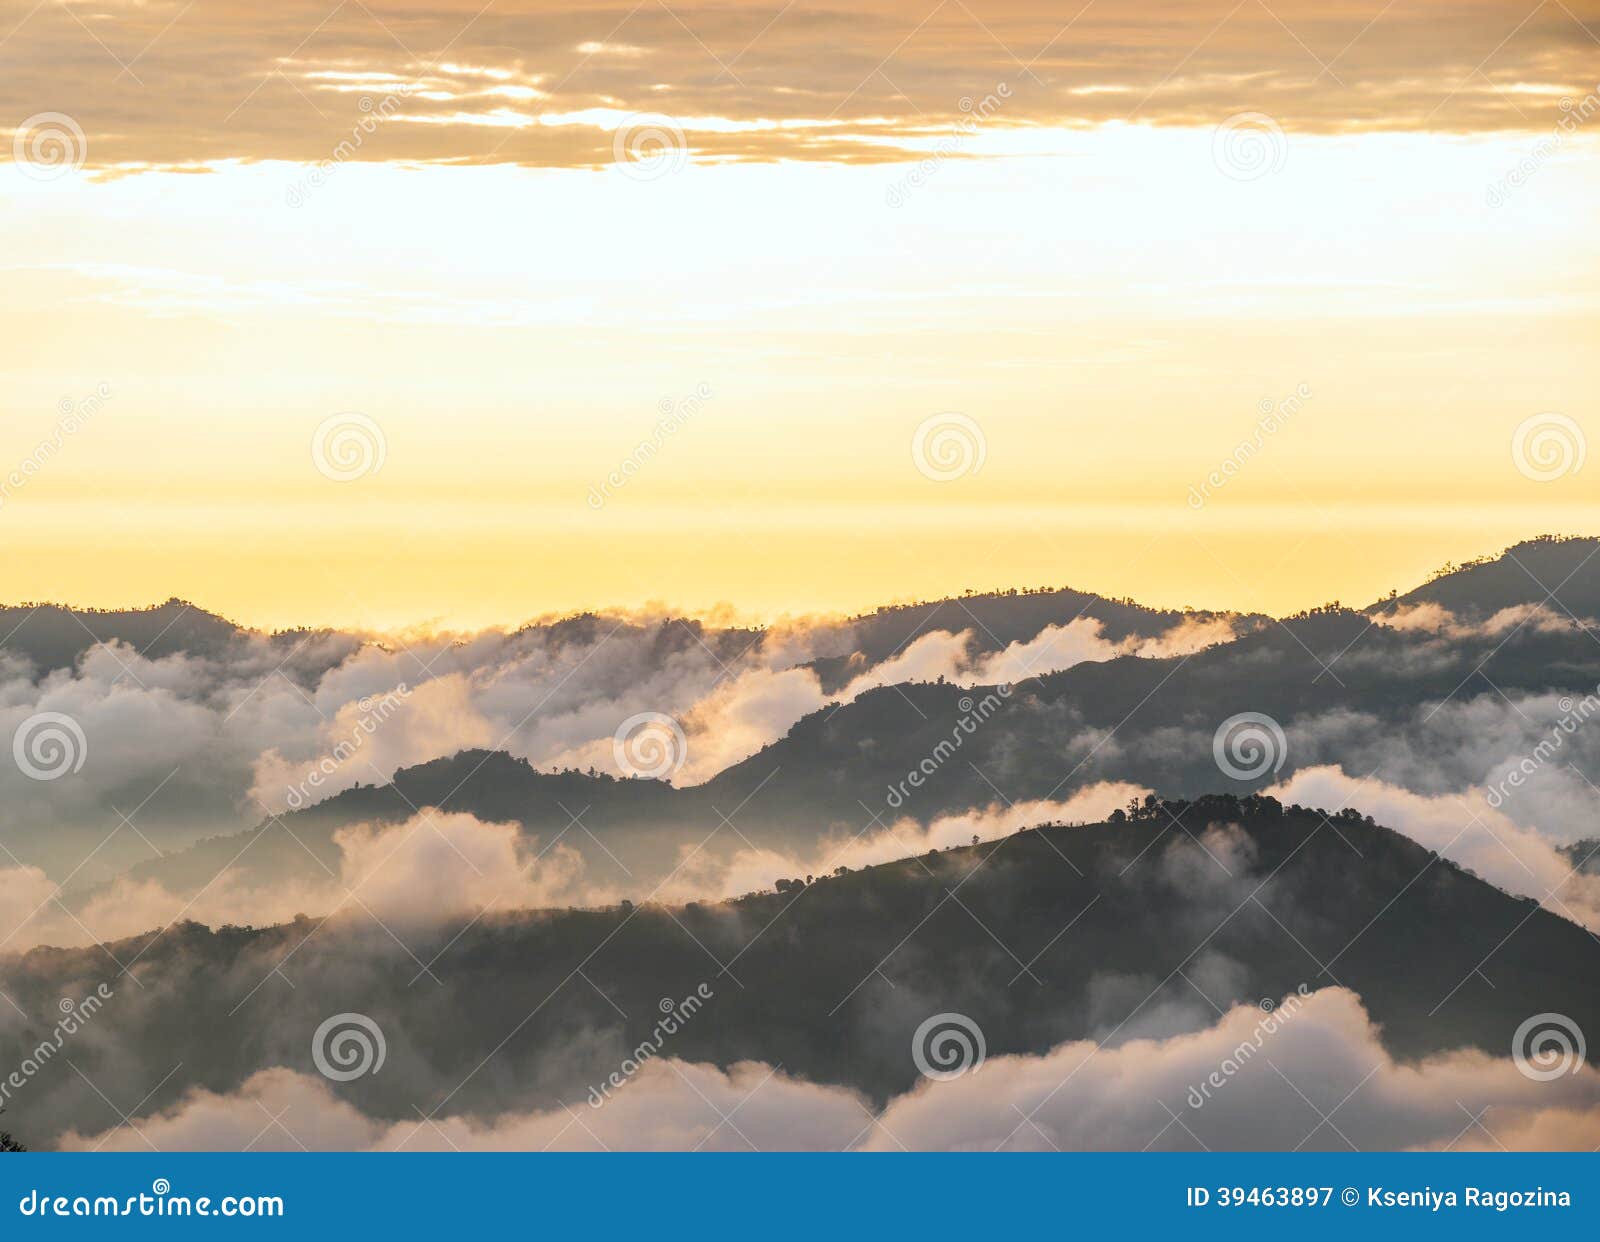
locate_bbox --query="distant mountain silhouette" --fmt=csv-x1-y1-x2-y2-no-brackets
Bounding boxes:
101,574,1600,905
6,537,1587,678
0,599,245,673
6,797,1595,1147
21,535,1600,911
1376,535,1600,620
0,583,1252,685
806,587,1259,692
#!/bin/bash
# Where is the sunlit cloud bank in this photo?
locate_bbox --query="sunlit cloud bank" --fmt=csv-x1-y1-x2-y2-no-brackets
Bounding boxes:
547,615,1239,784
10,596,1600,944
0,812,605,955
654,781,1153,902
1268,766,1600,931
0,785,1148,954
0,610,1227,877
1266,691,1600,850
1370,601,1582,640
6,0,1595,178
61,989,1600,1150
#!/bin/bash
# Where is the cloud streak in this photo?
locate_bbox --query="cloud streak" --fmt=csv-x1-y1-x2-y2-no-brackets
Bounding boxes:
5,0,1596,176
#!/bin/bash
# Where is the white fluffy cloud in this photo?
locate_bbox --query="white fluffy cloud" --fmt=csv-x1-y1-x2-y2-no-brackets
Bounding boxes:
0,784,1148,953
656,781,1152,901
1267,766,1600,931
1371,602,1581,640
0,811,605,954
542,616,1235,785
61,988,1600,1152
3,612,1205,879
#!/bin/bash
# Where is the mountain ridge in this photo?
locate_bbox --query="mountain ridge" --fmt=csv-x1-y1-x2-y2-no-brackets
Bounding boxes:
10,533,1592,673
76,536,1600,908
6,797,1596,1148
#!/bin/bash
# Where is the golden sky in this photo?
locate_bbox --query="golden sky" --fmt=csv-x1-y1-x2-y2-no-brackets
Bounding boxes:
2,0,1598,628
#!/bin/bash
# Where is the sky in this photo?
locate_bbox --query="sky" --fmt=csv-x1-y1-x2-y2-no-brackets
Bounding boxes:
2,0,1599,629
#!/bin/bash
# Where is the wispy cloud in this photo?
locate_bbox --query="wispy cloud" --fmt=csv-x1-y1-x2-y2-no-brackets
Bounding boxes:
6,0,1597,174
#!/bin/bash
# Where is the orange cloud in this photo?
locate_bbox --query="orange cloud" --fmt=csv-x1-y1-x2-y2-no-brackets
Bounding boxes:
5,0,1598,173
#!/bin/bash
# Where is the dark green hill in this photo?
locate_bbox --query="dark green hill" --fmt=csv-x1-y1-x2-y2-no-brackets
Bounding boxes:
807,587,1257,692
1377,535,1600,619
5,798,1594,1147
97,585,1600,905
0,599,244,672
